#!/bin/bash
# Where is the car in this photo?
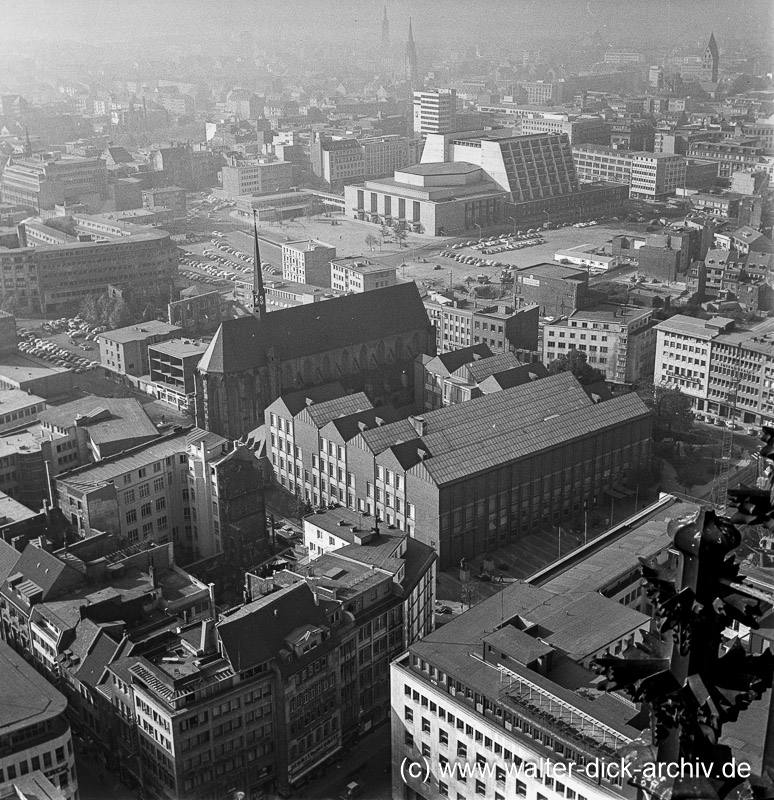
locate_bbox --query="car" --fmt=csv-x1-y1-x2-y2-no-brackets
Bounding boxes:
433,264,443,270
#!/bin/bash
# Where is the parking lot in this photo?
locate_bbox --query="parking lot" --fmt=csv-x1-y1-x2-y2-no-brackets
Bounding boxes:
16,318,103,374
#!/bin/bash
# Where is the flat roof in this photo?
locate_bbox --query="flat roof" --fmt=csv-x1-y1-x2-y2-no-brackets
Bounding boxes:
0,353,70,382
398,162,482,177
99,321,180,344
331,257,394,274
0,639,67,732
149,338,209,359
0,388,46,413
0,491,38,524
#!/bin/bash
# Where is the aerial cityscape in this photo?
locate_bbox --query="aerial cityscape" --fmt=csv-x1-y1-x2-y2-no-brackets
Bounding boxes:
0,1,774,799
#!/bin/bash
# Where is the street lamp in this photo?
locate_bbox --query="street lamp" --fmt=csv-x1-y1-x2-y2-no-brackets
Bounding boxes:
542,210,550,228
507,217,517,236
474,222,482,240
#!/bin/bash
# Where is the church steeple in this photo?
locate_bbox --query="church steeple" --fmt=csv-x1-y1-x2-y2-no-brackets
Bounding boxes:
251,211,267,320
381,4,389,49
703,31,719,83
405,17,418,86
23,127,32,158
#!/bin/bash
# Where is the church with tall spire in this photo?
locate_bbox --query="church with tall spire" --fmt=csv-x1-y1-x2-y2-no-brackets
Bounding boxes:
703,31,719,83
381,4,389,50
405,18,418,87
250,210,266,319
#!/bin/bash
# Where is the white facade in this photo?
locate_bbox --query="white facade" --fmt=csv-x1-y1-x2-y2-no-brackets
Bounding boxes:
653,319,714,402
392,654,625,800
413,89,457,138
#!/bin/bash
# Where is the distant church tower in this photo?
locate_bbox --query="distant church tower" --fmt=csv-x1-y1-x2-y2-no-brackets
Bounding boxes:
703,32,719,83
405,18,418,86
381,5,390,50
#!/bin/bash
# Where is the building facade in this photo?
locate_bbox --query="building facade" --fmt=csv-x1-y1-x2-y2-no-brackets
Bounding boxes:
281,240,337,287
220,158,293,197
329,258,397,293
413,89,457,138
98,321,181,378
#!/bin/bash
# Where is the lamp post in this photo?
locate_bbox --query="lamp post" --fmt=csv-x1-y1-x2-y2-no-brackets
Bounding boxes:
474,222,482,240
542,209,550,228
507,216,517,235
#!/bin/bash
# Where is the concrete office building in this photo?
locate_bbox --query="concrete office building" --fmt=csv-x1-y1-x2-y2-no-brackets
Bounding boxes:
266,372,651,567
98,321,181,378
141,186,186,222
1,153,107,210
220,158,293,197
0,390,46,434
0,642,78,800
391,495,711,800
0,220,177,315
654,314,774,427
281,240,337,287
147,338,209,413
329,257,397,293
688,139,773,179
413,89,457,138
542,305,657,386
519,114,610,145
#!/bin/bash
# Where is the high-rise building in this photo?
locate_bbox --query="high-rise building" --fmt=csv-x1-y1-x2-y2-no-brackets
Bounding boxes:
281,240,337,287
413,89,456,138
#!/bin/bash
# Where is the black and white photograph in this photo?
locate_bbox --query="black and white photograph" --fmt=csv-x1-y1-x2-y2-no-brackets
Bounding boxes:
0,1,774,798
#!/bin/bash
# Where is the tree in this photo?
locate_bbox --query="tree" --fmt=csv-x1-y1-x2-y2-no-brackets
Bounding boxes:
392,221,408,249
79,294,100,325
652,385,694,440
547,348,605,385
365,233,378,252
108,298,132,329
379,222,391,243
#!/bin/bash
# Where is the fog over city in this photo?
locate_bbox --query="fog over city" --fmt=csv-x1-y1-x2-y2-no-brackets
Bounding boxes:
2,3,774,800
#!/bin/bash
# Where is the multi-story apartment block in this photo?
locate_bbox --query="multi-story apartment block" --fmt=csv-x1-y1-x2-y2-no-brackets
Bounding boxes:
329,257,397,293
55,433,188,549
0,641,78,800
98,321,181,378
609,119,655,151
281,240,337,287
542,305,657,386
148,338,209,413
653,314,774,427
266,372,651,567
261,505,437,729
1,153,108,210
413,89,457,138
55,429,266,565
688,138,773,179
572,144,633,185
220,157,293,197
423,292,538,355
687,249,773,315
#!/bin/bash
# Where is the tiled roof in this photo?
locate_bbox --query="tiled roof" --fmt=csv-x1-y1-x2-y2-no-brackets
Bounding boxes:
462,351,522,383
198,282,431,374
323,405,400,442
267,382,346,418
305,393,372,427
479,361,549,392
0,540,22,585
420,391,649,484
428,344,493,375
1,543,83,611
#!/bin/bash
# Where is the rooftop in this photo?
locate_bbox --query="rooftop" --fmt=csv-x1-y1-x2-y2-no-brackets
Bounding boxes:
0,353,70,383
99,321,180,344
148,338,210,359
0,389,46,415
0,638,67,732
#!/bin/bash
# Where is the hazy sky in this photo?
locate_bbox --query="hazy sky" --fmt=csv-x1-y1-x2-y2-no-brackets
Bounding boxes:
0,0,771,51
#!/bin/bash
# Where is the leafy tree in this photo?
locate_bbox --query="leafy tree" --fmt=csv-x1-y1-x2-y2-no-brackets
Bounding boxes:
547,348,605,385
392,221,408,249
673,457,698,495
108,298,132,329
652,385,694,440
365,233,379,252
379,222,391,243
79,294,100,324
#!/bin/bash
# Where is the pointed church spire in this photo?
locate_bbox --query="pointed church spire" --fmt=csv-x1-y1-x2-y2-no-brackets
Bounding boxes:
405,17,418,86
381,4,389,48
23,127,32,158
251,210,267,320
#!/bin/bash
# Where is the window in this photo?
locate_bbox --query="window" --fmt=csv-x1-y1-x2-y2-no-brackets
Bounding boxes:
126,509,137,524
139,483,150,498
404,706,413,722
475,780,486,796
439,729,448,746
142,522,153,538
439,782,449,798
404,731,413,748
141,502,152,518
421,718,430,733
457,742,467,758
124,490,135,503
156,496,166,511
153,476,164,491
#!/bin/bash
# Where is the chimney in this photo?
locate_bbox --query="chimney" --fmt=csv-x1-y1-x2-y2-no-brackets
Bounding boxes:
149,563,158,589
409,415,427,436
207,582,216,619
199,619,213,655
